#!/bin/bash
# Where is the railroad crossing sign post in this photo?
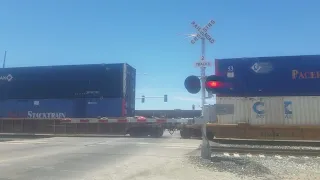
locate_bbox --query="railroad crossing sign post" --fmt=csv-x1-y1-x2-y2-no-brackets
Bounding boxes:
190,20,215,116
190,20,215,160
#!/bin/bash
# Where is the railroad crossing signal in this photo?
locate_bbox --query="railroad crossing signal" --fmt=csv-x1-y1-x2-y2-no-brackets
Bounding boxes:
190,20,215,44
205,75,234,94
184,75,201,94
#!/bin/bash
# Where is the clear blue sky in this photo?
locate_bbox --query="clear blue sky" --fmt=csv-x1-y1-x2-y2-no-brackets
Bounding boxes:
1,0,320,110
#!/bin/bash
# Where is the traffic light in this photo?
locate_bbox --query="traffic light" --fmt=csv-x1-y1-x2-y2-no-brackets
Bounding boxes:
205,75,232,94
184,75,201,94
164,94,168,102
192,104,195,110
141,95,145,103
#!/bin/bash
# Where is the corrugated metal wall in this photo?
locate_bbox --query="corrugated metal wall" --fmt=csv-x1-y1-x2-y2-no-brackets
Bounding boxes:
203,105,217,123
248,97,284,125
216,97,249,124
0,98,124,118
215,55,320,96
0,64,126,99
124,64,136,117
217,96,320,126
283,96,320,125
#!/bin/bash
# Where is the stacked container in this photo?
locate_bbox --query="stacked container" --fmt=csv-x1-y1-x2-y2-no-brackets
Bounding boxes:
0,63,136,118
214,55,320,126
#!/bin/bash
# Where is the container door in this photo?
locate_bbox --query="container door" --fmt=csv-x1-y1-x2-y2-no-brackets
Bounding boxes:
73,99,87,118
124,64,136,117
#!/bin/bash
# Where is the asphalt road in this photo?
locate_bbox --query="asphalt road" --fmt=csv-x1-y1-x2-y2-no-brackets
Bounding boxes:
0,131,319,180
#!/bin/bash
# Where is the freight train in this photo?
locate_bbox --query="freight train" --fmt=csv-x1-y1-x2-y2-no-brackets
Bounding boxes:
180,55,320,140
0,63,173,137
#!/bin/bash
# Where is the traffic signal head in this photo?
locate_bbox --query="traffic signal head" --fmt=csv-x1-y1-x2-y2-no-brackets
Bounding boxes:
206,81,222,88
141,95,145,103
164,94,168,102
205,75,230,94
184,75,201,94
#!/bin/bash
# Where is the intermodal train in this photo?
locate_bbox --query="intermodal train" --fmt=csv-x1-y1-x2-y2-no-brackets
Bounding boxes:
0,63,173,137
180,55,320,140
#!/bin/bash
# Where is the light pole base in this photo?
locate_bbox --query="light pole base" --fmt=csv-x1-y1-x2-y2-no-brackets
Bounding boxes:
201,138,211,159
200,124,211,160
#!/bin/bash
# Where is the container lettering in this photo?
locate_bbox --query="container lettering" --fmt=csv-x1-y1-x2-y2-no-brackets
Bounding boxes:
27,111,66,118
292,70,320,80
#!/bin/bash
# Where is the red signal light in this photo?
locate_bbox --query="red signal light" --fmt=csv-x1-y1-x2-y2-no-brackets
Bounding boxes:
206,81,222,88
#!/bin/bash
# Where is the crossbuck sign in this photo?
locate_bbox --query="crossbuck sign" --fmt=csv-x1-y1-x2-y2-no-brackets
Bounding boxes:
190,20,215,44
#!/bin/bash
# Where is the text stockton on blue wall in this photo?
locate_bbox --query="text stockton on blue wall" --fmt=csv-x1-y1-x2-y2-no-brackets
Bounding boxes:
0,63,136,100
0,98,126,118
215,55,320,96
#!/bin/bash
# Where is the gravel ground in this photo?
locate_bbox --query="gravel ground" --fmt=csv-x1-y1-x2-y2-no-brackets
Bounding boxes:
81,148,320,180
81,150,240,180
188,152,320,180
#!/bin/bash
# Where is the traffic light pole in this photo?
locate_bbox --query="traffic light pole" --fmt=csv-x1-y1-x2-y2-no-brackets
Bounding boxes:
137,95,168,103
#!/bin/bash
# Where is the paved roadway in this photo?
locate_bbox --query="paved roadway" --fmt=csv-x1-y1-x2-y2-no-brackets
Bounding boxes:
0,131,319,180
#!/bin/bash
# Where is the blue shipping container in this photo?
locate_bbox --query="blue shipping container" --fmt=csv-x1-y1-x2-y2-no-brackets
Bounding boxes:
124,64,136,117
0,99,74,118
85,98,123,117
0,63,136,101
215,55,320,96
0,98,126,118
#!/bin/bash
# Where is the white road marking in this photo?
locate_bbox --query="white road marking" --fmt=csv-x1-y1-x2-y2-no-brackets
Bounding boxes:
0,139,50,144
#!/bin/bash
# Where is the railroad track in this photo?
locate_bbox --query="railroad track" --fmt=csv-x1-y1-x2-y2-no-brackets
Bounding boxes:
211,139,320,147
210,146,320,156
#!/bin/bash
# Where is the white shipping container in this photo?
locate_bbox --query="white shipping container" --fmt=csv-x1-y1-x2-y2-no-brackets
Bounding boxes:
216,97,249,124
216,96,320,126
203,104,217,123
248,97,284,125
283,96,320,126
